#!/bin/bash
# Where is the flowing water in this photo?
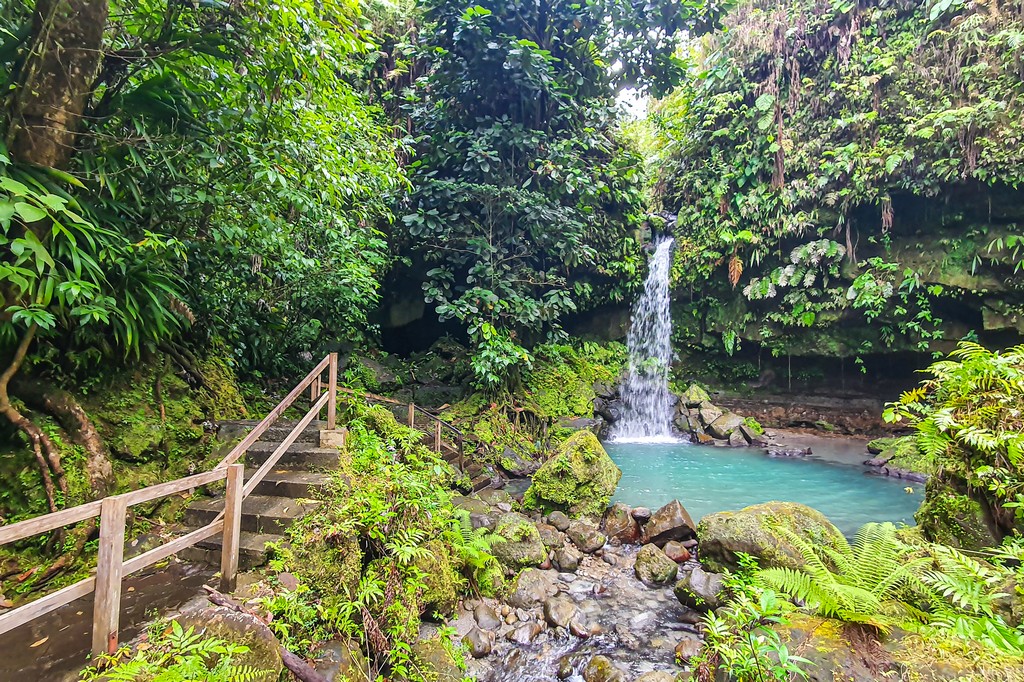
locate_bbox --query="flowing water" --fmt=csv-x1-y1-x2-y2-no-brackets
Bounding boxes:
612,238,678,443
604,440,923,536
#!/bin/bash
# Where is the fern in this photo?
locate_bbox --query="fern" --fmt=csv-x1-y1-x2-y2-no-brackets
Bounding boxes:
757,522,932,633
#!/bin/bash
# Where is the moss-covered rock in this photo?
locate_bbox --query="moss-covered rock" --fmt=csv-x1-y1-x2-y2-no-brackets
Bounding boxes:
409,637,463,682
491,512,547,570
633,544,678,585
523,431,621,517
916,480,1000,551
174,606,284,679
696,501,845,573
775,613,1024,682
414,540,461,617
866,435,935,476
679,383,711,407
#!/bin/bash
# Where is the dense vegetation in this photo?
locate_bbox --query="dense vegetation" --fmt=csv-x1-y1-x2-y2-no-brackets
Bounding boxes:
1,0,1023,680
649,0,1024,364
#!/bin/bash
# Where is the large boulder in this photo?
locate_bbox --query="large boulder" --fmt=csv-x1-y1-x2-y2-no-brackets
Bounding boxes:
673,566,725,610
603,502,641,544
707,412,745,440
641,500,696,546
524,431,621,517
413,539,460,616
680,384,711,408
633,544,679,586
491,513,547,569
313,638,371,682
410,637,462,682
775,613,1024,681
174,606,284,679
697,501,845,573
916,478,1001,551
583,655,627,682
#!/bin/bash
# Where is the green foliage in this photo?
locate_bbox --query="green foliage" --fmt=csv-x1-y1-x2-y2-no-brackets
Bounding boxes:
1,0,402,377
692,554,810,682
80,620,271,682
399,0,727,389
647,0,1024,359
757,522,932,633
885,342,1024,534
267,402,497,679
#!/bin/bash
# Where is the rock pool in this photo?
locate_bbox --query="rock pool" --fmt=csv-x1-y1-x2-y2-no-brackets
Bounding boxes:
604,439,923,536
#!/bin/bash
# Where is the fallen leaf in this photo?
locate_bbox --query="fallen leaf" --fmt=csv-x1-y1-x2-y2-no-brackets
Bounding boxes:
30,637,48,647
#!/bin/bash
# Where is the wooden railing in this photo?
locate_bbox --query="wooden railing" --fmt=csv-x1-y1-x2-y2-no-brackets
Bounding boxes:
0,353,340,658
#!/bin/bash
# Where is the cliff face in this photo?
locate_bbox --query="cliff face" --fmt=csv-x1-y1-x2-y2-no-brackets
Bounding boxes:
650,0,1024,365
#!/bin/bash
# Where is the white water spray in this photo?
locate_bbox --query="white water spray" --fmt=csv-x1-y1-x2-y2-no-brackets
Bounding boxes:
612,237,679,443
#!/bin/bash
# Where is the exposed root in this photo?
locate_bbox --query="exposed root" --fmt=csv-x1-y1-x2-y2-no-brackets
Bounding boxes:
13,379,114,497
21,520,96,596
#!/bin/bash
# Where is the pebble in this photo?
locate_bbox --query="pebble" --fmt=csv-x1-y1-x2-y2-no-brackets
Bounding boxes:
558,573,577,583
602,554,616,566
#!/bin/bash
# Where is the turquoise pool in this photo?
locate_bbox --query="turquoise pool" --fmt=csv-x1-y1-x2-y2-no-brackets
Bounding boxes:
603,440,923,536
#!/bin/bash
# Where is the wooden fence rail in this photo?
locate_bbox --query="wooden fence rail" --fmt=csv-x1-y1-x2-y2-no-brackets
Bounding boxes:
0,353,341,659
0,351,466,661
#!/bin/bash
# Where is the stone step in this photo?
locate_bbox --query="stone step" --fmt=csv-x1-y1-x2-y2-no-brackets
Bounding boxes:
247,469,332,498
245,441,341,469
221,419,326,444
181,531,285,571
185,495,319,534
469,474,491,492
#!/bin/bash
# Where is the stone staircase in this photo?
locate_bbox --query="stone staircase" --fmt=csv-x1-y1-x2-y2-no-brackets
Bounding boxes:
181,412,490,569
181,420,338,569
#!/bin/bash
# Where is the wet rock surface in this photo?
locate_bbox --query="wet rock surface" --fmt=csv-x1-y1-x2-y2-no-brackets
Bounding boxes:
455,545,698,682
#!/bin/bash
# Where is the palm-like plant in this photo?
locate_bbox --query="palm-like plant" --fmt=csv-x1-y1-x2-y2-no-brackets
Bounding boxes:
757,522,932,633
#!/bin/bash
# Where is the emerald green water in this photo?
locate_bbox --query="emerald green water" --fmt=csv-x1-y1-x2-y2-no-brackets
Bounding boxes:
604,441,923,536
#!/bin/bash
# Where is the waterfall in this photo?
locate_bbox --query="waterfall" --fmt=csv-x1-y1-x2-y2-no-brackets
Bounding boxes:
612,237,678,443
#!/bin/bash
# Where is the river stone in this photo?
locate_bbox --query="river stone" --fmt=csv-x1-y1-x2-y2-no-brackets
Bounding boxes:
662,540,691,563
583,655,627,682
553,545,583,572
674,565,725,610
311,637,370,682
473,604,502,630
642,500,696,546
508,568,560,608
603,502,641,544
634,544,679,586
462,627,493,659
707,411,745,439
543,597,579,628
631,506,652,523
681,384,711,407
536,522,566,549
174,606,283,679
697,401,723,427
507,621,544,645
697,501,846,573
674,638,704,664
523,431,622,517
492,512,547,569
567,520,607,553
411,637,461,682
548,510,571,531
728,429,748,447
636,673,675,682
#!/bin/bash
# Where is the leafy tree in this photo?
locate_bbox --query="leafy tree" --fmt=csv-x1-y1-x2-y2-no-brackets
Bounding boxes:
399,0,727,390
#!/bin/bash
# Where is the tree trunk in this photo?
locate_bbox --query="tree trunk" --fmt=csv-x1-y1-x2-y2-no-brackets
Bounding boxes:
13,379,114,497
6,0,109,171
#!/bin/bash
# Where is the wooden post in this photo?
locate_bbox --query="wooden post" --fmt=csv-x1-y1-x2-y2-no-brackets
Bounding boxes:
408,403,415,428
327,353,338,430
92,495,128,658
220,464,244,593
434,420,442,453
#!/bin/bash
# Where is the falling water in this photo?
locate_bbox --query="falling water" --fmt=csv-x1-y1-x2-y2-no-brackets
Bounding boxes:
612,237,678,443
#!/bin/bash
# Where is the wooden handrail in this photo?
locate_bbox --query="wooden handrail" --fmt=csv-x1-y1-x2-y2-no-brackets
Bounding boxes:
216,354,332,469
0,353,342,657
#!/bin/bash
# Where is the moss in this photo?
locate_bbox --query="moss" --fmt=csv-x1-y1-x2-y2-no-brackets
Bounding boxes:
523,430,621,517
414,540,461,617
521,343,626,418
870,435,937,476
742,416,764,435
916,482,999,551
697,501,846,573
491,513,547,569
